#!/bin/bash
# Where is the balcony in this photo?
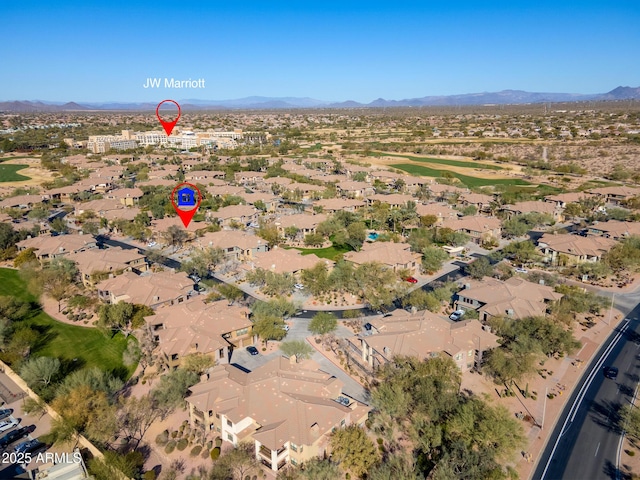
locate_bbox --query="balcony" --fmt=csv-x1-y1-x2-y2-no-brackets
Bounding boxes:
192,408,204,420
259,445,272,459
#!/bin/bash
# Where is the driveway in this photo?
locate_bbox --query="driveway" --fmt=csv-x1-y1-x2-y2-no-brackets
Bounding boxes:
229,317,369,404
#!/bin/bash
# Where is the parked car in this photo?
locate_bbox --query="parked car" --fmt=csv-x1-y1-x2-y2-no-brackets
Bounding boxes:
0,409,12,421
246,346,259,356
515,267,528,274
0,426,33,449
281,324,290,332
14,439,44,456
604,366,618,380
294,284,304,290
449,310,465,321
403,277,418,284
147,241,157,247
0,418,18,433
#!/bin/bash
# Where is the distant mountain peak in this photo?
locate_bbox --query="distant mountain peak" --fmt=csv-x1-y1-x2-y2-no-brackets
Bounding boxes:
1,87,638,112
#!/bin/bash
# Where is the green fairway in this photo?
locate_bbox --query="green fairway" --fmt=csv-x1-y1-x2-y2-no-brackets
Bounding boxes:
391,163,531,188
0,268,133,378
369,152,504,170
0,164,30,182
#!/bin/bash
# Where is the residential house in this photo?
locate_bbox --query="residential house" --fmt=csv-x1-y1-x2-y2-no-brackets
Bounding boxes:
366,193,415,208
415,203,458,224
250,247,332,276
0,194,46,211
185,170,226,183
589,186,640,206
234,171,267,185
186,357,371,472
196,230,269,261
502,200,563,221
454,277,563,322
275,213,328,240
106,188,144,206
313,198,365,213
458,193,494,214
427,184,468,202
336,181,375,199
67,247,148,286
210,205,259,228
587,220,640,240
343,241,421,274
354,309,499,372
537,233,617,265
96,270,195,309
240,192,280,212
287,183,325,200
544,192,597,209
146,298,254,368
441,216,502,244
17,233,97,261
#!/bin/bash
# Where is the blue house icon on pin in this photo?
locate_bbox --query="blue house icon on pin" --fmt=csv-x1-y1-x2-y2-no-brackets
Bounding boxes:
177,186,196,207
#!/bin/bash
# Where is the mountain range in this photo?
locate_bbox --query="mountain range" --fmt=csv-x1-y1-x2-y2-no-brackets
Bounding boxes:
1,87,639,112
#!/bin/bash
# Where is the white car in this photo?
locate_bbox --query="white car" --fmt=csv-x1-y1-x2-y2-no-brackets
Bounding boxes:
0,418,18,433
515,267,528,273
449,310,465,321
282,324,290,332
147,241,157,247
294,284,304,290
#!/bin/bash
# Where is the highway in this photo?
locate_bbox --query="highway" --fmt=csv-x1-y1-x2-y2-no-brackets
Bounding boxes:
534,298,640,480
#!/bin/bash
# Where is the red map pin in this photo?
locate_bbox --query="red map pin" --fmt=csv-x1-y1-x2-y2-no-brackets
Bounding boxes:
170,182,202,228
156,100,181,136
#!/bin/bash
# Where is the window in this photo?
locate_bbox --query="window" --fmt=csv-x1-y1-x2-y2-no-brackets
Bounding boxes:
290,443,297,452
468,349,474,357
227,419,233,427
340,419,346,427
227,433,233,442
219,348,224,358
236,328,248,336
216,413,220,419
291,458,297,466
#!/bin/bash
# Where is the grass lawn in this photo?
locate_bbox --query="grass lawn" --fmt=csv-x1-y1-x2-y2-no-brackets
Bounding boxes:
288,244,352,261
0,268,133,379
391,163,531,188
369,152,504,170
0,164,30,182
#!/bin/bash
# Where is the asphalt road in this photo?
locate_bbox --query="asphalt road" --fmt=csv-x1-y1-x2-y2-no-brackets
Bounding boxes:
534,300,640,480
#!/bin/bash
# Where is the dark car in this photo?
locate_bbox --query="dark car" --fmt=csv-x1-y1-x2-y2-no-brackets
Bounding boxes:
0,409,12,421
14,439,44,456
0,426,34,449
246,346,259,356
604,366,618,379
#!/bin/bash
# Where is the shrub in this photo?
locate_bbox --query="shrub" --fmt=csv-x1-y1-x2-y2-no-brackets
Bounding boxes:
177,438,188,451
165,441,176,454
155,430,169,446
190,445,202,457
201,448,210,459
626,449,636,456
143,471,157,480
170,430,178,439
211,447,221,461
215,437,222,447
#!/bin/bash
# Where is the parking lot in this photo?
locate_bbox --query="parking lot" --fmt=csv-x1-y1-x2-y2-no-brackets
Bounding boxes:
229,317,369,404
0,372,52,479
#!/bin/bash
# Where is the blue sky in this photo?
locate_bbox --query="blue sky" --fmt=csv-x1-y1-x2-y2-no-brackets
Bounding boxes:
3,0,639,102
